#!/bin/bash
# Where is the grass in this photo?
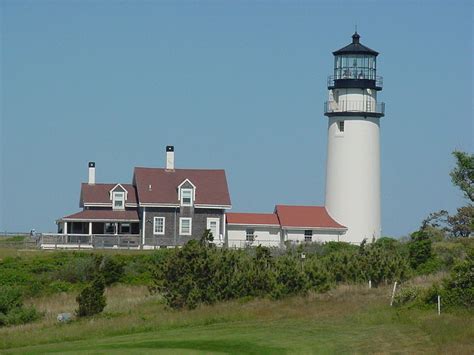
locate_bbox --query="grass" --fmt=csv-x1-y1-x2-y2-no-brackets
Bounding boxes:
1,284,473,354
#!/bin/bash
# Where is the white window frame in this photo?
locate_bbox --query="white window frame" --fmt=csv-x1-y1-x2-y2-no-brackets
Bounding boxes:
153,217,165,235
206,218,220,240
180,188,193,206
179,217,192,235
246,228,255,242
304,230,313,242
112,191,125,210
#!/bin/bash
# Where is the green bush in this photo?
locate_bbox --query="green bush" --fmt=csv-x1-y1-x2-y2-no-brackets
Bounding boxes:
304,258,332,292
0,286,41,327
393,286,423,307
49,280,74,293
76,275,107,317
408,230,432,269
440,257,474,308
0,306,40,327
414,257,443,275
0,287,23,314
274,255,310,298
54,255,97,283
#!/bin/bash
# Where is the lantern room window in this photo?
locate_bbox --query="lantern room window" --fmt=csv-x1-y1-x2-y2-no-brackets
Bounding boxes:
334,54,376,80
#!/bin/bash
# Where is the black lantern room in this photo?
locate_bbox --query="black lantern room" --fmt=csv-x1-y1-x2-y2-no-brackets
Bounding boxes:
328,32,382,90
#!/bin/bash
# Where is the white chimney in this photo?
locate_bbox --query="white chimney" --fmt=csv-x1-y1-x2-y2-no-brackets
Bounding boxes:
88,162,96,184
166,146,174,170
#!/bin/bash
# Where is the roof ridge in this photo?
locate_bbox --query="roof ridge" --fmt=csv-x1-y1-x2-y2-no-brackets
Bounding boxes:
81,182,134,186
134,167,225,171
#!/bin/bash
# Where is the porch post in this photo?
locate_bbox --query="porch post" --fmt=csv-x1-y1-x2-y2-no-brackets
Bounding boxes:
142,208,146,247
89,222,93,247
63,222,68,234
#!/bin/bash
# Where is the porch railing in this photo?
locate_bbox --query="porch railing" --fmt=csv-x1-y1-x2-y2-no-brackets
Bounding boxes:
40,234,141,249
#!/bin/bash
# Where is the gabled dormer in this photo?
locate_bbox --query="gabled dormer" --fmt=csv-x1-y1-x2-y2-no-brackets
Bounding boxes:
110,184,128,210
177,179,196,207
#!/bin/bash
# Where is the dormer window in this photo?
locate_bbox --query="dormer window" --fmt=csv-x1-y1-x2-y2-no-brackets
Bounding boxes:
113,192,125,210
181,188,193,206
178,179,196,207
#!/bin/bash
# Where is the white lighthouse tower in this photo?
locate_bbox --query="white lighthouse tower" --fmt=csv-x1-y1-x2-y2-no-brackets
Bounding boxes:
324,32,385,244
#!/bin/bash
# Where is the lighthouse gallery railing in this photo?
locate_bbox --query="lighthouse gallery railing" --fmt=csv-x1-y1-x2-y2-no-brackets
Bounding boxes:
324,100,385,115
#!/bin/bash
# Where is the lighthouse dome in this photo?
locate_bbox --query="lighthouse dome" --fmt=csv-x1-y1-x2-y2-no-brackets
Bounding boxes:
333,32,379,56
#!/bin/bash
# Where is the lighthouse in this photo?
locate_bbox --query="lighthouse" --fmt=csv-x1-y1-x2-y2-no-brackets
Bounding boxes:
324,32,385,244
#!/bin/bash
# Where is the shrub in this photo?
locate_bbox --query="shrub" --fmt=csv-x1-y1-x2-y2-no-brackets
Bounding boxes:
273,255,309,298
76,275,107,317
393,286,423,307
440,257,474,308
55,255,97,283
415,257,443,275
305,258,332,292
49,280,74,293
0,287,23,314
408,230,432,269
0,286,41,327
0,307,40,327
100,256,124,286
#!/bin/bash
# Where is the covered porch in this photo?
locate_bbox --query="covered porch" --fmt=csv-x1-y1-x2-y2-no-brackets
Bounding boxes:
48,209,141,249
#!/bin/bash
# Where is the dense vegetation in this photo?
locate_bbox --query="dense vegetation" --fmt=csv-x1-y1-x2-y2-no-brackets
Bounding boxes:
0,150,471,331
150,232,472,310
0,251,167,298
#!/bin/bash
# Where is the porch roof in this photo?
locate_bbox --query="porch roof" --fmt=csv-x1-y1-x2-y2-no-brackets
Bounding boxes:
60,210,140,222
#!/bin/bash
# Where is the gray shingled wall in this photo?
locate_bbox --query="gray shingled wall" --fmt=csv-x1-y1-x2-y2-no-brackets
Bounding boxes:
143,207,224,247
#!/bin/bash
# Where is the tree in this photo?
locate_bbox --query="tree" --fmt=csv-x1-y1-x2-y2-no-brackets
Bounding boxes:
408,230,432,269
76,275,107,317
450,151,474,202
448,206,474,237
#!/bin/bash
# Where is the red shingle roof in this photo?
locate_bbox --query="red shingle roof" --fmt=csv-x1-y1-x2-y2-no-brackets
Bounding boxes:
134,167,231,206
80,183,138,206
226,213,280,226
61,209,139,221
275,205,346,229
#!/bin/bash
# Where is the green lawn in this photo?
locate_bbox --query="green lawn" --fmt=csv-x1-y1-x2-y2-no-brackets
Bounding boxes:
1,284,472,354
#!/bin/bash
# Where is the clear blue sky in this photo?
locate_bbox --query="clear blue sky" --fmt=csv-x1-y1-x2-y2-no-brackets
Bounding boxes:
1,0,472,237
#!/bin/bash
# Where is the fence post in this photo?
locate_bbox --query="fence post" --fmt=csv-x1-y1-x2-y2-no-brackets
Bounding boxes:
390,281,398,306
437,295,441,315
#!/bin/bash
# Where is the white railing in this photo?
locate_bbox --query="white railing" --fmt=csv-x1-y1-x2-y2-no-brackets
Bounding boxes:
324,100,385,115
227,239,283,249
40,233,141,249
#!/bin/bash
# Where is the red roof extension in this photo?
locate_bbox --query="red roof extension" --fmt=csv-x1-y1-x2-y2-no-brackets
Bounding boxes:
61,209,139,222
226,213,280,226
80,183,138,205
134,167,231,206
275,205,346,229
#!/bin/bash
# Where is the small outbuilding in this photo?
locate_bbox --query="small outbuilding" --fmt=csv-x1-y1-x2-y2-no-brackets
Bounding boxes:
226,205,347,248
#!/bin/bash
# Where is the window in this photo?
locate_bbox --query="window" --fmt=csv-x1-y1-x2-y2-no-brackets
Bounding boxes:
105,223,115,234
246,229,255,242
207,218,220,240
338,121,345,133
153,217,165,235
304,230,312,242
179,218,192,235
120,223,130,234
181,188,193,206
113,192,125,210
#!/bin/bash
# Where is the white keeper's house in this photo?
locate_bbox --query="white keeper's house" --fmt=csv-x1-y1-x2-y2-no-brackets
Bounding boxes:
50,32,384,249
